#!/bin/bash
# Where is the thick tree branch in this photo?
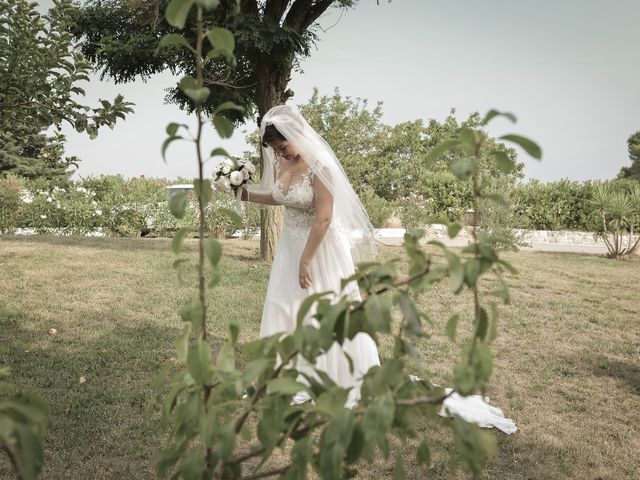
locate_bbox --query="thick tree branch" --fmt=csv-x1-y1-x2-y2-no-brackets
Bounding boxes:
283,0,313,31
264,0,289,22
299,0,335,32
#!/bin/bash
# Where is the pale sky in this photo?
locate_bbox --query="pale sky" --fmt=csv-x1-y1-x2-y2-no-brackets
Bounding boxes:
38,0,640,183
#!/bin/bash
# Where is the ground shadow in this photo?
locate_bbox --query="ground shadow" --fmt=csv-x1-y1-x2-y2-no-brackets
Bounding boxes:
0,308,234,479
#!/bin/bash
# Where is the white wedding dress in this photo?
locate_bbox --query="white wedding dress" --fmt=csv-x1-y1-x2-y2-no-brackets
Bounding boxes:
257,161,517,434
259,160,380,409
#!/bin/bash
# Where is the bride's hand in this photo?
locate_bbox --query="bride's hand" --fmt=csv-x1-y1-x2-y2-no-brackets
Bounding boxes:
299,259,312,289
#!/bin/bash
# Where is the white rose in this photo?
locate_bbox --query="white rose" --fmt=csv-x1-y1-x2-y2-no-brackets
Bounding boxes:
244,161,256,174
229,171,244,186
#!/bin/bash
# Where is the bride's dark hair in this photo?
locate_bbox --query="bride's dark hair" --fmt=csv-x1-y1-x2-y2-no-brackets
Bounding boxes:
261,123,286,148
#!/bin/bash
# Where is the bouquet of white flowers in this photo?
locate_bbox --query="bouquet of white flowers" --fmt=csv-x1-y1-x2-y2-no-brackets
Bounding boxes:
213,157,256,213
213,157,256,192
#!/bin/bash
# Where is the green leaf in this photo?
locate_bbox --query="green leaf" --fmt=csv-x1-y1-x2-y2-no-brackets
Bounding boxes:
489,150,515,173
156,33,194,54
180,298,203,327
450,158,475,181
316,388,349,416
425,139,458,164
171,227,189,254
216,343,235,372
267,378,308,396
206,27,235,53
364,294,392,333
228,322,239,346
194,178,212,204
482,109,517,125
446,314,459,341
499,134,542,160
166,122,186,136
153,448,181,478
458,127,477,156
218,208,243,229
447,222,462,238
296,291,332,327
446,252,464,294
241,358,273,386
178,76,210,104
176,324,191,362
180,445,205,479
195,0,220,11
165,0,195,29
210,147,230,158
207,268,221,289
214,101,244,115
212,115,234,138
187,340,212,384
463,259,481,288
475,342,493,380
169,191,188,219
15,423,44,479
161,135,183,162
185,87,210,105
345,422,365,464
397,292,422,338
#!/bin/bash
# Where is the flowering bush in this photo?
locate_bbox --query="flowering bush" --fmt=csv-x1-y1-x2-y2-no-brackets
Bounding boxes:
0,174,263,238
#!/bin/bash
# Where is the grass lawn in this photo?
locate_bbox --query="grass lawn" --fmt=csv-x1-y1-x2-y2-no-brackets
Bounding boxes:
0,235,638,479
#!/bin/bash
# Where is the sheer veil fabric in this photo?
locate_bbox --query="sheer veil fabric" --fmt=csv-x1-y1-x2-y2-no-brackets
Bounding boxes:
241,103,378,264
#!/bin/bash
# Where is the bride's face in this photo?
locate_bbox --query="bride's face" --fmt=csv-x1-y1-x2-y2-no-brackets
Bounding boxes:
269,139,299,162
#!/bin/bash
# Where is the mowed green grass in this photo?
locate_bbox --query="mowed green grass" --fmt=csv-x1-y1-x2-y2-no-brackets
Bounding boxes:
0,235,638,479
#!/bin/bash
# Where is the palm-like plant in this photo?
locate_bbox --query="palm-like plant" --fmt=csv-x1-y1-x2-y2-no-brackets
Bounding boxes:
590,183,640,258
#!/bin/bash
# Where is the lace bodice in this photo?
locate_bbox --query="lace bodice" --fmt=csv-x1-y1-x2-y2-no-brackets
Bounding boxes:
271,160,315,238
272,161,315,210
271,159,339,240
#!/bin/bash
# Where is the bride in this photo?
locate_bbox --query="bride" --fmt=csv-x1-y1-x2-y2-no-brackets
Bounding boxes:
238,104,517,433
239,103,379,409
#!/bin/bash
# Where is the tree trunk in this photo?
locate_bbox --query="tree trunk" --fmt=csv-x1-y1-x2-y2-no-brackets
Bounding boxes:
255,60,294,262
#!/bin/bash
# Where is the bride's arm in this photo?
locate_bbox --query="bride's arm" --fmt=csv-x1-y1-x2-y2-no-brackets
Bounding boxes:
240,187,280,206
300,176,334,267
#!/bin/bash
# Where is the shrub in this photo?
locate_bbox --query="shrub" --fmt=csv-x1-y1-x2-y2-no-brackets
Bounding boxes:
589,182,640,258
360,187,394,228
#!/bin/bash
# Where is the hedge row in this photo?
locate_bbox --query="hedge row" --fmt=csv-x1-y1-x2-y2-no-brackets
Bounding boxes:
1,174,638,234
